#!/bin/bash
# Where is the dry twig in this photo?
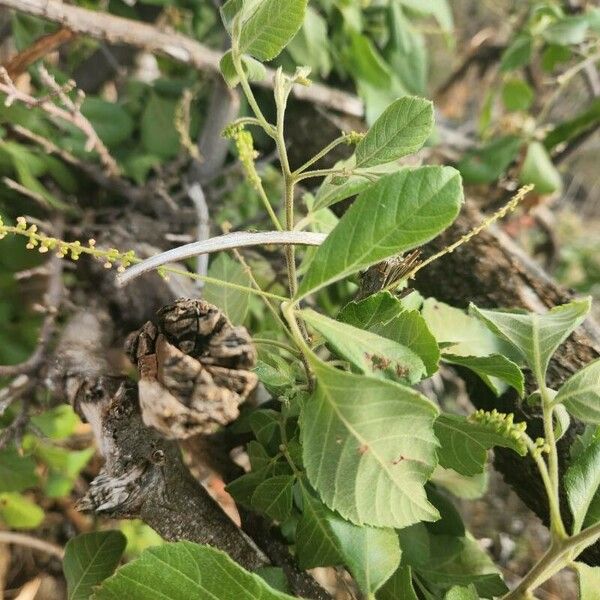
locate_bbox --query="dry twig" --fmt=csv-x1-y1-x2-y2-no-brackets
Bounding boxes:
0,66,120,176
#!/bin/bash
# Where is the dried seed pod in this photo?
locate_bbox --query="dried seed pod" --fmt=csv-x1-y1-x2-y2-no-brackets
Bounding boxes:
128,299,258,439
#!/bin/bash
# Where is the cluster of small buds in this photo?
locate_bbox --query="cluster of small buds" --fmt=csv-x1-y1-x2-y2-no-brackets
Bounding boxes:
531,437,551,459
469,408,528,455
228,127,262,192
0,216,138,273
344,131,366,145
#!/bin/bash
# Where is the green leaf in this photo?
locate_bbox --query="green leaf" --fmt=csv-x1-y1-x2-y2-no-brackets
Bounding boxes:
542,15,589,45
338,291,406,330
296,490,400,594
555,359,600,424
470,298,591,381
422,299,516,361
442,353,524,397
544,99,600,151
377,566,418,600
296,490,343,569
298,166,463,298
328,516,400,594
93,542,295,599
251,475,294,521
574,562,600,600
371,310,440,377
386,4,428,96
340,292,440,376
80,98,134,148
64,531,127,600
0,492,44,529
287,6,331,78
398,0,454,31
0,447,37,492
432,467,489,500
301,358,440,528
519,141,563,195
220,50,266,88
565,438,600,534
31,405,80,439
249,409,280,448
457,136,522,185
434,414,527,476
445,584,479,600
255,567,290,594
354,97,433,168
299,308,426,384
500,34,533,71
203,253,251,325
238,0,307,61
312,158,397,211
140,92,180,159
416,536,507,597
502,78,534,112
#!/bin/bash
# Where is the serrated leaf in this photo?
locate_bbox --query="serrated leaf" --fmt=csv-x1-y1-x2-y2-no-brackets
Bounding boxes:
203,253,251,325
555,359,600,424
442,353,524,397
296,490,343,569
239,0,307,61
378,565,418,600
64,531,126,600
470,299,591,381
565,438,600,534
93,542,295,599
296,490,400,594
298,166,463,298
301,358,440,528
251,475,294,521
354,97,433,168
299,308,426,384
0,447,37,492
340,293,439,376
434,414,527,476
574,562,600,600
0,492,44,529
249,409,280,448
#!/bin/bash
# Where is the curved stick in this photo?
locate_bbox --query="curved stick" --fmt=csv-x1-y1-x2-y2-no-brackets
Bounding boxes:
117,231,327,287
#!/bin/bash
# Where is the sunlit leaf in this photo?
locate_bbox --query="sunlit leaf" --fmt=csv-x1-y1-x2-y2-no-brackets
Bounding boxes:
301,358,439,528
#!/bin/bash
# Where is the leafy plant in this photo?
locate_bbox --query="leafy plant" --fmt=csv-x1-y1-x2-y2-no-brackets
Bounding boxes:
1,1,600,599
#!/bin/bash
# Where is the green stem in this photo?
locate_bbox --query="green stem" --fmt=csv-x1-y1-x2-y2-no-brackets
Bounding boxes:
503,521,600,599
231,51,275,137
294,168,347,183
253,338,302,358
292,135,349,176
540,386,568,540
